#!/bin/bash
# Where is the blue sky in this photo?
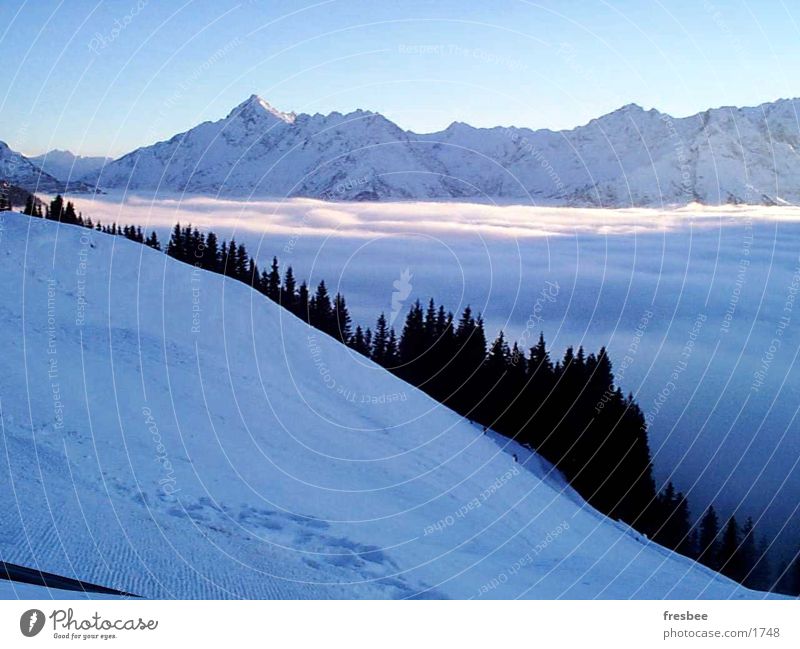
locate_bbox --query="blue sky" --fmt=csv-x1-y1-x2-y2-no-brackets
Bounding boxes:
1,0,799,157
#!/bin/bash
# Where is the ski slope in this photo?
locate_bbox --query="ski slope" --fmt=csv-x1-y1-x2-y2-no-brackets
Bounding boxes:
0,211,771,599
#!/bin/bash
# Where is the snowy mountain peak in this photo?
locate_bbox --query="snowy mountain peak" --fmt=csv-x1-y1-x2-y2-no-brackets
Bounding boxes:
46,148,76,157
592,103,654,123
29,148,112,183
80,96,800,205
227,94,297,124
444,120,474,132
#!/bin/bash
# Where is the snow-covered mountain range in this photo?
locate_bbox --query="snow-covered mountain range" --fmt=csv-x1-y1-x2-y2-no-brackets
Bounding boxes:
0,209,773,599
30,149,111,184
0,141,93,194
0,140,67,194
80,94,800,206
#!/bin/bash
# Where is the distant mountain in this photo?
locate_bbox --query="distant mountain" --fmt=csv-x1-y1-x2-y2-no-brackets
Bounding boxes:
30,149,111,184
0,141,93,194
0,141,66,193
83,95,800,206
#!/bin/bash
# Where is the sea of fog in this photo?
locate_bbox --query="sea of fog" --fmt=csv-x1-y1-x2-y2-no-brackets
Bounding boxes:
70,194,800,562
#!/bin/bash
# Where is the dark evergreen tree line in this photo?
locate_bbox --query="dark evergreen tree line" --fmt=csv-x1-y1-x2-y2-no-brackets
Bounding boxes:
692,506,800,594
366,300,659,531
14,201,795,595
374,299,786,593
22,193,43,217
161,223,355,344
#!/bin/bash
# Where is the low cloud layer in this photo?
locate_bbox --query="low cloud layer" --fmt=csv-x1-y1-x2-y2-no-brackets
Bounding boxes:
72,193,800,242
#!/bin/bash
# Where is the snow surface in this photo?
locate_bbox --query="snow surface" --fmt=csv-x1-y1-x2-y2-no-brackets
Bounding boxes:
0,211,774,599
82,95,800,206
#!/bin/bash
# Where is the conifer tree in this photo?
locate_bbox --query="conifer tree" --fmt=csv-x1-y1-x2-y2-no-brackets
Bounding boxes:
333,293,352,343
424,298,437,340
718,517,743,581
145,231,161,250
180,224,193,260
236,243,249,280
203,231,220,272
63,201,78,224
265,257,281,302
247,257,257,287
49,194,64,221
615,397,658,529
436,304,448,338
398,300,425,383
504,341,528,434
698,506,721,570
233,243,250,284
187,227,203,261
309,280,333,334
297,281,310,322
282,266,297,310
219,239,229,275
167,223,183,260
481,331,511,426
258,267,270,295
350,325,370,356
541,345,577,468
749,535,772,592
364,327,373,355
653,482,691,552
372,313,390,365
673,492,693,557
451,306,487,415
386,328,399,367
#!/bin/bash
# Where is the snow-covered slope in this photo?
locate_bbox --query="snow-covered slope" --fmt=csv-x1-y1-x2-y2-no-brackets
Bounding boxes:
0,211,771,599
30,150,112,185
84,95,800,206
